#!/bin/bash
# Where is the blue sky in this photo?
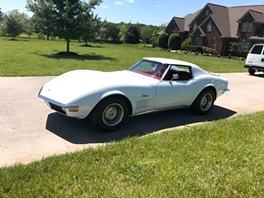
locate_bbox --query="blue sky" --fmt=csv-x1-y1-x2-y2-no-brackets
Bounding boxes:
1,0,264,25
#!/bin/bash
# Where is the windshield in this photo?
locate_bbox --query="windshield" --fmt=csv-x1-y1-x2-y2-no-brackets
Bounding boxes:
128,60,168,79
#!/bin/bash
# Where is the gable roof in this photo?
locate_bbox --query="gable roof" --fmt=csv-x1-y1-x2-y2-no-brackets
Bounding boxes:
189,3,231,37
237,9,264,23
229,5,264,37
168,17,185,32
183,10,200,31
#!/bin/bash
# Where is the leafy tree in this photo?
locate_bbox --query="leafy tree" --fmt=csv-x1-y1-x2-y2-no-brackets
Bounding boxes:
28,1,55,40
0,8,3,21
103,22,120,41
99,20,120,42
140,26,153,44
119,24,127,42
3,10,27,39
27,0,102,54
168,33,180,50
23,16,34,38
80,13,101,45
124,26,140,44
157,32,168,49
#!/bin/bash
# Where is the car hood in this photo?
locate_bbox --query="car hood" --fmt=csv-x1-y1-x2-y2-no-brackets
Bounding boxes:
39,70,157,104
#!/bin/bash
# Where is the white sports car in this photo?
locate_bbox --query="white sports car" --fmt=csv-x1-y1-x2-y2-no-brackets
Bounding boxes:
38,57,229,131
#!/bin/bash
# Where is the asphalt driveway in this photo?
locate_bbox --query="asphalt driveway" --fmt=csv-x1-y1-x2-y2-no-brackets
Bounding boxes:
0,73,264,167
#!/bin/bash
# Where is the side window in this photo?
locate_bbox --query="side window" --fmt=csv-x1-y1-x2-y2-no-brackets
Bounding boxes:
251,45,263,54
164,65,192,81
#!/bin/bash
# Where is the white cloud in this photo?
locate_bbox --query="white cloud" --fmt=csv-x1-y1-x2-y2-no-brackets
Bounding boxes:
115,1,124,5
126,0,135,3
155,5,162,8
102,5,109,8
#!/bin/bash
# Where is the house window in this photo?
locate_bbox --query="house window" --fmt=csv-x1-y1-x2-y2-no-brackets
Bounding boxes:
205,9,210,16
211,38,217,48
241,22,253,33
237,41,250,51
194,37,200,46
193,22,198,32
207,20,212,32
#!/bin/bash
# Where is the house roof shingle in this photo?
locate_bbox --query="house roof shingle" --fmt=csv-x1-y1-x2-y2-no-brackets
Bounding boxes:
229,5,264,37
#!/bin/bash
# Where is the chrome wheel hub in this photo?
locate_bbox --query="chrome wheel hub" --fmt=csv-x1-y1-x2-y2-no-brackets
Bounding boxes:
102,103,124,126
200,93,213,111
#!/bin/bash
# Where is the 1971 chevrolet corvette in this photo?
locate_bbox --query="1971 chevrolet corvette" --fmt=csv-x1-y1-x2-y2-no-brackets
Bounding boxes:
38,57,229,131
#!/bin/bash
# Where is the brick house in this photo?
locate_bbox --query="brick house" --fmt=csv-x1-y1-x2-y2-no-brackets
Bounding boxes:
165,3,264,55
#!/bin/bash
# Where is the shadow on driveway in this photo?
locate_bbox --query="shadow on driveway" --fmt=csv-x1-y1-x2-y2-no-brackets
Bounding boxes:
45,105,236,144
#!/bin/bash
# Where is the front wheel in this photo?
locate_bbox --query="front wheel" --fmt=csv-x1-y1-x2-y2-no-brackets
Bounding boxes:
90,96,129,132
191,88,215,115
248,68,255,75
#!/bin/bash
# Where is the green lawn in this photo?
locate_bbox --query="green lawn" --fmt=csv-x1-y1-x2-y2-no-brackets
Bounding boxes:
0,112,263,197
0,37,247,76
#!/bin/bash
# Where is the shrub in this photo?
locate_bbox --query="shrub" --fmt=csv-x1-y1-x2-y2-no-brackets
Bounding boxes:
157,33,168,49
37,33,45,40
152,42,157,48
181,38,191,50
202,46,218,55
183,45,203,53
168,33,180,50
239,50,248,58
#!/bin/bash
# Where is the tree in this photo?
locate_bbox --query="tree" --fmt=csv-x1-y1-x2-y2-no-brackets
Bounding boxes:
140,26,153,44
103,22,120,41
23,16,34,38
3,10,27,39
119,24,127,42
28,1,55,40
27,0,102,54
0,8,3,21
124,26,140,44
80,13,101,45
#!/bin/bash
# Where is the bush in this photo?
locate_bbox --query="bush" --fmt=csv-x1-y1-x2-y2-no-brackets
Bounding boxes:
183,45,203,53
202,46,218,55
168,33,180,50
37,33,45,40
239,50,248,58
181,38,191,50
152,42,158,48
157,33,168,49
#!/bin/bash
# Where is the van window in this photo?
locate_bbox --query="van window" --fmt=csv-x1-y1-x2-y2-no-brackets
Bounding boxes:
250,45,263,54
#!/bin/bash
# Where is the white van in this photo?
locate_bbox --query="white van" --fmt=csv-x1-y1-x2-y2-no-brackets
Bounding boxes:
245,43,264,75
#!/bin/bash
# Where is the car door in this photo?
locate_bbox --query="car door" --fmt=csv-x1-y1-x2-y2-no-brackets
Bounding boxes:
155,66,198,109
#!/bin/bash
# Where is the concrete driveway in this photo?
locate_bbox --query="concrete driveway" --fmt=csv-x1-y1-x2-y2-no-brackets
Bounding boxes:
0,73,264,167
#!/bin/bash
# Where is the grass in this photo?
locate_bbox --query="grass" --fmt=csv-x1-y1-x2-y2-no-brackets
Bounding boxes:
0,112,263,197
0,37,247,76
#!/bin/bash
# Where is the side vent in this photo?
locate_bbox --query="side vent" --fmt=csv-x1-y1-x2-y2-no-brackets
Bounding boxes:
136,99,153,109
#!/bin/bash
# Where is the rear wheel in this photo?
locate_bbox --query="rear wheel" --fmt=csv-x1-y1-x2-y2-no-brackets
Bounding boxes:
248,68,255,75
90,96,129,132
191,88,215,115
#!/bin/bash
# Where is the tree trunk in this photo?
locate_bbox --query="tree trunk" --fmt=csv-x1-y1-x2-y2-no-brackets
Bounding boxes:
66,39,70,53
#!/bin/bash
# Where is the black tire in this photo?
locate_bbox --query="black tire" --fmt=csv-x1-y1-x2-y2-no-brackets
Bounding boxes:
248,68,255,75
90,96,129,132
191,88,215,115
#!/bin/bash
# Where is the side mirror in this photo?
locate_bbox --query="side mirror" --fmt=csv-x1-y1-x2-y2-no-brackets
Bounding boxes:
171,73,179,81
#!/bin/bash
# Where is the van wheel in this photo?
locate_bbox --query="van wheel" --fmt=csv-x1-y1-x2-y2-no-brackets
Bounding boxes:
248,68,255,75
